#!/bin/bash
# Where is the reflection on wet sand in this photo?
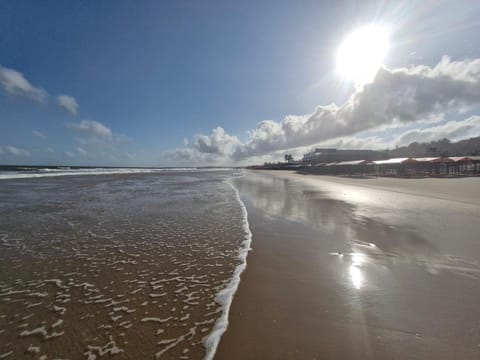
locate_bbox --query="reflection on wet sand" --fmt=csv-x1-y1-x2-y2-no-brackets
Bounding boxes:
216,170,480,360
234,171,480,282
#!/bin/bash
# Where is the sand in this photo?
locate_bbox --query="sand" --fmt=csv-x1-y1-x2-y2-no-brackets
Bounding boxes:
215,171,480,359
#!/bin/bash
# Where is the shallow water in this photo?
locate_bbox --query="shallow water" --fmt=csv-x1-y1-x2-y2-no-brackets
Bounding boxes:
0,170,246,359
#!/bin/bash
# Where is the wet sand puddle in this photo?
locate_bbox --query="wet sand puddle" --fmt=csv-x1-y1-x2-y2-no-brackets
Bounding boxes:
0,172,245,359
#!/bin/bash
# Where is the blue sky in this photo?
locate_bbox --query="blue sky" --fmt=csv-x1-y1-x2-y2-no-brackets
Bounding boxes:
2,0,480,166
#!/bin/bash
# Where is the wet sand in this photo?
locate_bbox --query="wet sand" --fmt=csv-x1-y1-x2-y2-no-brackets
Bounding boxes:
216,171,480,359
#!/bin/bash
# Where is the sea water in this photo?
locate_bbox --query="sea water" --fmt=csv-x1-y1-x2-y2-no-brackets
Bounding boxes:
0,168,250,359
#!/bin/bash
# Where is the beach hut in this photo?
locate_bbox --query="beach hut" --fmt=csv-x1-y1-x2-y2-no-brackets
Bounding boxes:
305,162,327,174
373,158,418,177
414,157,453,176
448,156,475,176
334,160,373,176
453,156,480,176
472,156,480,175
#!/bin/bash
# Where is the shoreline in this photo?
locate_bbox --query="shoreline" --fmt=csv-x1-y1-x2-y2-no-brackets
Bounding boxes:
203,181,253,360
215,170,480,359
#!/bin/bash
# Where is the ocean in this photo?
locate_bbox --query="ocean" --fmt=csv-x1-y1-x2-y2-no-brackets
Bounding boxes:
0,167,251,359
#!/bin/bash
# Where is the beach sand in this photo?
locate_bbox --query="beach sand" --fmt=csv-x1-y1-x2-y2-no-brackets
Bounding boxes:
215,171,480,359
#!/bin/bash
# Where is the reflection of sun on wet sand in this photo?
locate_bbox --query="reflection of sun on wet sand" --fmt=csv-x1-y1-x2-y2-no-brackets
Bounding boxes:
215,170,480,360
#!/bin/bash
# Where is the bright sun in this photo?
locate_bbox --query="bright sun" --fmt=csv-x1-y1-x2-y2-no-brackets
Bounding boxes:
337,25,390,85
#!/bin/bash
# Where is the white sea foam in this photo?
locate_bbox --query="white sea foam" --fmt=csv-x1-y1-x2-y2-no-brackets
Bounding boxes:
0,351,13,359
20,326,47,338
53,305,66,315
202,179,253,360
84,335,124,359
52,319,63,328
155,326,196,359
141,317,173,323
0,167,233,179
27,345,40,354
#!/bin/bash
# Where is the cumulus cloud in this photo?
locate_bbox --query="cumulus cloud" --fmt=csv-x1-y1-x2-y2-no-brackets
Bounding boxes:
68,120,112,139
192,127,240,155
33,130,46,139
234,56,480,159
0,65,47,102
166,127,240,164
169,148,194,161
395,116,480,145
0,145,31,157
174,56,480,163
57,94,79,115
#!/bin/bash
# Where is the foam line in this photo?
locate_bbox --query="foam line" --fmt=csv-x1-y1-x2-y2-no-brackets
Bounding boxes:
0,167,233,179
202,177,253,360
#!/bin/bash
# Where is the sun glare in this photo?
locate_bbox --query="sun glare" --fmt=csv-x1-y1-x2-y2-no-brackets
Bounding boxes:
337,25,389,85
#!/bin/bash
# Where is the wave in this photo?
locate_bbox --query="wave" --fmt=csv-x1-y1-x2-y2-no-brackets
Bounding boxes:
0,167,233,179
203,178,253,360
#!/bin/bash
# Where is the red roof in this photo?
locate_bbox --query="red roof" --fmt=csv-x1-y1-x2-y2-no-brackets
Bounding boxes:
335,160,372,166
449,156,473,162
373,158,416,165
415,157,453,163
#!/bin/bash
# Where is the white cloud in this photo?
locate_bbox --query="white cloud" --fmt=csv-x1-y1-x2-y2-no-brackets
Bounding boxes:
0,65,82,115
0,65,47,102
33,130,46,139
0,145,31,157
192,127,240,155
395,116,480,146
174,56,480,163
165,147,218,165
68,120,112,139
166,127,240,165
76,146,87,156
57,94,79,115
234,56,480,159
64,120,130,164
168,148,195,162
313,134,388,151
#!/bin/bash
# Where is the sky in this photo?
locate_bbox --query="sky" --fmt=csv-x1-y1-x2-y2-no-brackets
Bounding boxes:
1,0,480,166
